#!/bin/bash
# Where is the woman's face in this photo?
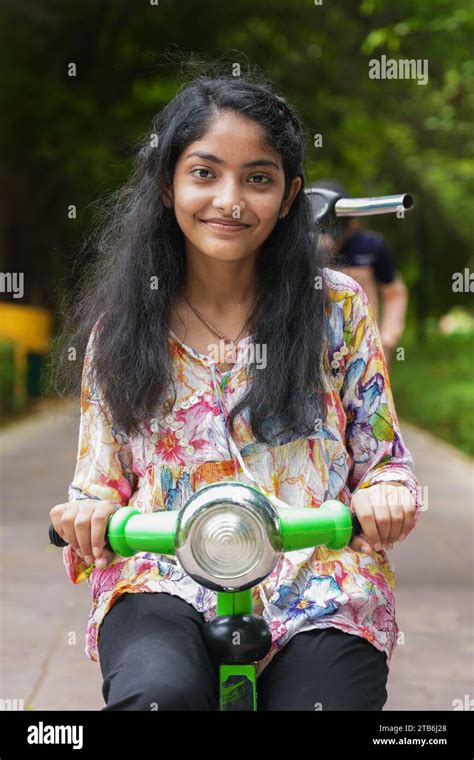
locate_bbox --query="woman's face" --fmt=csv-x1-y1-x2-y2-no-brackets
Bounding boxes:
166,110,302,262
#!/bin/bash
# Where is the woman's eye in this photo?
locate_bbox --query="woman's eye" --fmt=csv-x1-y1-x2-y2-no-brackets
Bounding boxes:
191,168,214,179
248,174,270,185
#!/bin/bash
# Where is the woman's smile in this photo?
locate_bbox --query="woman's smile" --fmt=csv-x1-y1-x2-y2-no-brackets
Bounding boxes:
200,218,251,233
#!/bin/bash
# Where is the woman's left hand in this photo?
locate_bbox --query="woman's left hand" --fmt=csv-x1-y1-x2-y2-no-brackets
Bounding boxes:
348,481,417,555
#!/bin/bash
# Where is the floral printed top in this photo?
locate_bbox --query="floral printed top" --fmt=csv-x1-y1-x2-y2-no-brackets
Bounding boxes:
63,267,422,677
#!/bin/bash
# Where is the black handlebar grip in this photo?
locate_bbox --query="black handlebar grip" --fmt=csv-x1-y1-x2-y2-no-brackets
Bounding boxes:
49,523,69,547
351,511,363,537
48,522,113,552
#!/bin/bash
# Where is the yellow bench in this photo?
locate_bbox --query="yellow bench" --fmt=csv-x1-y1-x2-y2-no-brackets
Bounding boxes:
0,303,52,405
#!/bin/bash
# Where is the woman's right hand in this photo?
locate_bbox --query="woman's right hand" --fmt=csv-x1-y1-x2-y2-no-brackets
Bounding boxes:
50,499,119,569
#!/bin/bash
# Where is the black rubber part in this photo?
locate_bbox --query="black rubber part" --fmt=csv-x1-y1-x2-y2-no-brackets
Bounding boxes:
49,523,69,547
48,522,113,552
351,511,363,536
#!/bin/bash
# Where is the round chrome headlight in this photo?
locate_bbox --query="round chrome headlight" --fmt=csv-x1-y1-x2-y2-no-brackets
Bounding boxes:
175,482,283,591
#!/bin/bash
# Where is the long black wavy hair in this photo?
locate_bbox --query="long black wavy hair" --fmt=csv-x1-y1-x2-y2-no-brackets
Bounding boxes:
52,70,332,446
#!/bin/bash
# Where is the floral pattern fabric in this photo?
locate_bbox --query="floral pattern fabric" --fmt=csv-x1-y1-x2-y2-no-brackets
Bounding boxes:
63,267,422,677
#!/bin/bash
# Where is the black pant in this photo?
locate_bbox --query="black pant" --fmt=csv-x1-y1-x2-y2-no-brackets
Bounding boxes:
98,591,389,711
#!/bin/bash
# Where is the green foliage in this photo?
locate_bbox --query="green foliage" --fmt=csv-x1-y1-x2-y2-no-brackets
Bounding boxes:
390,331,474,457
1,0,472,313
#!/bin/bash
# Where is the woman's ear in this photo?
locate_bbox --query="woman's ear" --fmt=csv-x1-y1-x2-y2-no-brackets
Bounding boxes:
280,175,303,218
162,185,173,209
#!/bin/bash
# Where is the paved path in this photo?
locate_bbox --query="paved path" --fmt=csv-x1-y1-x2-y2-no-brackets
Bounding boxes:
0,401,472,710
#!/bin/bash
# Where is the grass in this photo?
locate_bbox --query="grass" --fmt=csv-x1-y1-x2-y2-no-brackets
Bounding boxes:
389,329,474,458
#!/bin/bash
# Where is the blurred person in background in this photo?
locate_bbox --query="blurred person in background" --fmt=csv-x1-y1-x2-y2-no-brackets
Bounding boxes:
309,181,408,367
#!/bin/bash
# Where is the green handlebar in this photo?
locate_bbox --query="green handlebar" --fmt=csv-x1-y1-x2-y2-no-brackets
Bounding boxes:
107,507,178,557
104,498,357,557
279,499,355,551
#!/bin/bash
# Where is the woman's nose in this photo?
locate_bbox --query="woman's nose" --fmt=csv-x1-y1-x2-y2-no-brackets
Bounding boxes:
212,178,246,214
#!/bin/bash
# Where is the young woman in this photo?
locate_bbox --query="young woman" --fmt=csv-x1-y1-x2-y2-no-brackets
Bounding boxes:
50,73,422,711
